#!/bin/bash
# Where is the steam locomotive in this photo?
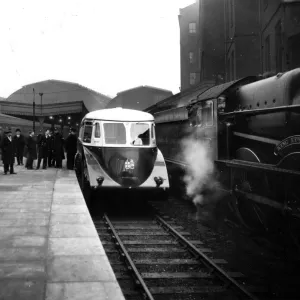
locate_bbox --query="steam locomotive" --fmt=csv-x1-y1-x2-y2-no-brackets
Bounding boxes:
148,68,300,250
75,108,169,206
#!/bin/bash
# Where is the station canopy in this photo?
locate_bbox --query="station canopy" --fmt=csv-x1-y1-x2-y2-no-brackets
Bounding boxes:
3,79,111,114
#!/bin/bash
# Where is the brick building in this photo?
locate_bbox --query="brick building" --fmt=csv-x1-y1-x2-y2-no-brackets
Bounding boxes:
179,0,300,89
198,0,225,84
224,0,260,81
260,0,300,74
178,1,200,91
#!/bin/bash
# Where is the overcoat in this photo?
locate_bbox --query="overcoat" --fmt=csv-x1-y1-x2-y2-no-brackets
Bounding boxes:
53,133,65,160
26,136,37,159
37,135,49,158
13,134,25,154
65,134,78,155
1,136,15,164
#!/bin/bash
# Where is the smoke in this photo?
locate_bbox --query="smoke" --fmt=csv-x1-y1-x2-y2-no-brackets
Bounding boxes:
179,137,221,209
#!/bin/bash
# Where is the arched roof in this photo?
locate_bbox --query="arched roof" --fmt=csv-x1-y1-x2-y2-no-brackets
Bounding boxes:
5,79,111,112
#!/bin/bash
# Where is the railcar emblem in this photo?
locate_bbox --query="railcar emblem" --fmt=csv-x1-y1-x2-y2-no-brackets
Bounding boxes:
124,159,135,170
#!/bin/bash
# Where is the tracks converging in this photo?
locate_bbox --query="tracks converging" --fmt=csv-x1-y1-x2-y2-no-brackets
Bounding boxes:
93,207,263,300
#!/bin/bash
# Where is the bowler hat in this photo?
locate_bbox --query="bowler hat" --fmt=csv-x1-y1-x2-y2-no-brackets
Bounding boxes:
4,128,12,134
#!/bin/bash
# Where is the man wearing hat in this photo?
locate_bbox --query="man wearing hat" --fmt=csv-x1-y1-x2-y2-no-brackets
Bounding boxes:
0,128,17,175
65,128,78,170
26,130,37,170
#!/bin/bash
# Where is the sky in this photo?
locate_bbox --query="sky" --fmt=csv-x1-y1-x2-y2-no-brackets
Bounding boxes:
0,0,195,98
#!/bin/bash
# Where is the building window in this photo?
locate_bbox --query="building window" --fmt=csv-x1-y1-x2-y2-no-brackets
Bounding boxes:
275,21,283,72
264,35,271,72
190,73,196,85
189,22,196,34
189,52,194,64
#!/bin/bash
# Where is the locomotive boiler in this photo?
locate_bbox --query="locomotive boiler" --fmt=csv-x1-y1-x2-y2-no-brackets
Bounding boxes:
75,108,169,206
149,68,300,252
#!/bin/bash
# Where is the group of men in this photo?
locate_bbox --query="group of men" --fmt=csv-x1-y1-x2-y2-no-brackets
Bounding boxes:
0,127,78,175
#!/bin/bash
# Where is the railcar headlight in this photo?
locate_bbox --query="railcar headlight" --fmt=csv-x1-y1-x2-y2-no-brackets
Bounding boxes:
154,176,164,187
96,176,104,186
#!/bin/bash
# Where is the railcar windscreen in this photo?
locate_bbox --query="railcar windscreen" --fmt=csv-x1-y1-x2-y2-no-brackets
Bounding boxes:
130,123,150,146
103,122,126,144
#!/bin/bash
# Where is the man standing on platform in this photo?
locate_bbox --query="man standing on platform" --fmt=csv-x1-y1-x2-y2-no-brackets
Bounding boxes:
48,130,54,167
26,131,37,170
13,128,25,165
65,128,78,170
36,130,49,169
0,128,17,175
53,127,64,168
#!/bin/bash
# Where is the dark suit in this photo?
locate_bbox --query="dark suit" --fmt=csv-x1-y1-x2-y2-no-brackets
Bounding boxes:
13,134,25,165
26,136,37,169
48,135,54,167
53,133,64,168
37,135,49,169
65,134,78,170
1,135,15,174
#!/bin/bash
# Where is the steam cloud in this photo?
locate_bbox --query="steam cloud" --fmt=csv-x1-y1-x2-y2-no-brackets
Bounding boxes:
180,137,221,208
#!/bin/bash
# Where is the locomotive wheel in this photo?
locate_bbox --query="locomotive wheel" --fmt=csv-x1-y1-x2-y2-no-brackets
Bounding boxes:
231,168,272,233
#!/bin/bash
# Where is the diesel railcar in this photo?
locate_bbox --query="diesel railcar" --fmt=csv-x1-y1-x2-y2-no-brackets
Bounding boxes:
75,108,169,206
150,68,300,250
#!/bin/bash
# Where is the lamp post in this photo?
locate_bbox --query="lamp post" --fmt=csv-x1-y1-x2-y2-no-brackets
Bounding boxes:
33,88,36,132
39,93,43,115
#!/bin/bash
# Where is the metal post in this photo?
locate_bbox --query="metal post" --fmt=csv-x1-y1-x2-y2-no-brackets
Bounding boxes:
39,93,43,115
33,88,36,132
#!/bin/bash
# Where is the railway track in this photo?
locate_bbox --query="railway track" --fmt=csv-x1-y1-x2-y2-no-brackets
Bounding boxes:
94,209,264,300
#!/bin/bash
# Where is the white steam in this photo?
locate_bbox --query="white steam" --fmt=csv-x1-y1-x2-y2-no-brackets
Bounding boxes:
180,137,220,208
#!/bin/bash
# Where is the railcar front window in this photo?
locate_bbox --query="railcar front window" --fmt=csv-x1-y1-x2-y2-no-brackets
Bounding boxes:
83,124,93,143
130,123,150,146
104,123,126,144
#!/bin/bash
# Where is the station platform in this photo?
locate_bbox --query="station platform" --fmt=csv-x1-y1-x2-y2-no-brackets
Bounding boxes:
0,164,125,300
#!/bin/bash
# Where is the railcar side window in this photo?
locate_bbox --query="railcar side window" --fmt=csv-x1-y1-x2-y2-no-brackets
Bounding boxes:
83,122,93,143
130,123,150,146
104,122,126,144
94,122,101,138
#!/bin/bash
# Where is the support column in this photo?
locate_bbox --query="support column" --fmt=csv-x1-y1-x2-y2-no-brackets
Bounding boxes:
38,117,45,132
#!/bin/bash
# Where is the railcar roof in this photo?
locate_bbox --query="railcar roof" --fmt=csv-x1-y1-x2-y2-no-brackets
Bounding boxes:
84,107,154,122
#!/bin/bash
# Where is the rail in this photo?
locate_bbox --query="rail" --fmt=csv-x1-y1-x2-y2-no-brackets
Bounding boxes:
154,214,259,300
103,214,155,300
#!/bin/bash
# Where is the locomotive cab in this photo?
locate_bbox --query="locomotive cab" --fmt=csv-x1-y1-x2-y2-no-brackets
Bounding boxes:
76,108,169,196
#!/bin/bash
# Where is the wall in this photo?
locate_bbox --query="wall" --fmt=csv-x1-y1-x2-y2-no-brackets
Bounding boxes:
198,0,225,83
225,0,260,80
179,1,200,91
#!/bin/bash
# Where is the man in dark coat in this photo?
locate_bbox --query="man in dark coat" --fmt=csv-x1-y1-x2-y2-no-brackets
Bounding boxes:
65,128,78,170
37,130,49,169
13,128,25,165
53,128,64,168
26,131,37,170
0,128,17,175
48,130,54,167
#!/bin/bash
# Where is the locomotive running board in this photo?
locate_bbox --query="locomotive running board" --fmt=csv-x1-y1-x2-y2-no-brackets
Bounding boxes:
216,159,300,177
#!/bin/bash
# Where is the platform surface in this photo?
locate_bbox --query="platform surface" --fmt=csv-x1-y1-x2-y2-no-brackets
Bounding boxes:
0,165,125,300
